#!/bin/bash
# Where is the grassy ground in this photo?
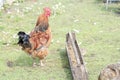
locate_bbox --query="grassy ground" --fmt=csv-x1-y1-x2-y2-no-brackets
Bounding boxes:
0,0,120,80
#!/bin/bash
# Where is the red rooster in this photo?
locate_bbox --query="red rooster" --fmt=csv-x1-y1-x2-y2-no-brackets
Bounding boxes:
31,7,52,47
18,7,52,66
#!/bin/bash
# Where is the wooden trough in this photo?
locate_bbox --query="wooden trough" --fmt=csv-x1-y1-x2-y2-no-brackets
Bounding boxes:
66,32,88,80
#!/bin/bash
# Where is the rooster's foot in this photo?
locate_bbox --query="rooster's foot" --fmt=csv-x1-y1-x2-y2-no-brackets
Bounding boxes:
32,62,37,67
38,60,44,66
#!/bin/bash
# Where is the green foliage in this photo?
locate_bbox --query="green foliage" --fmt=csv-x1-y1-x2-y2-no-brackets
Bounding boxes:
15,0,25,3
2,3,11,11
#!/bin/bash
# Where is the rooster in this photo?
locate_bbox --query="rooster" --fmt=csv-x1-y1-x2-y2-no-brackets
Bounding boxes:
17,7,52,66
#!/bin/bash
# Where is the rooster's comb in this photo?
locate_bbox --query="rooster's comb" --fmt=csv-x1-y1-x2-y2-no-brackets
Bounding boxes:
43,7,51,12
43,7,51,16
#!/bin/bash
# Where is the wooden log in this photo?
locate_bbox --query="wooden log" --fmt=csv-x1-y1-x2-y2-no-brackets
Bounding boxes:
98,63,120,80
66,32,88,80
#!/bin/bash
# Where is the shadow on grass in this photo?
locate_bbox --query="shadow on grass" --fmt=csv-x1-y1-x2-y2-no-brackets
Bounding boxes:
114,8,120,14
95,0,120,3
14,54,34,67
58,48,73,80
95,0,120,15
103,7,120,15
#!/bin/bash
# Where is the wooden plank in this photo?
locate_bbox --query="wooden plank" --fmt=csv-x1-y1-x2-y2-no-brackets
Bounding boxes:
66,32,88,80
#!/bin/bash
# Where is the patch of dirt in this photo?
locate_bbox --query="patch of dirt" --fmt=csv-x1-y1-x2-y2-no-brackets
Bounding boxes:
6,60,14,67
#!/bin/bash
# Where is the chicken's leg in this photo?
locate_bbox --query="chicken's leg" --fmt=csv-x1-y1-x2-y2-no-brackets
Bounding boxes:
38,60,44,66
32,58,37,67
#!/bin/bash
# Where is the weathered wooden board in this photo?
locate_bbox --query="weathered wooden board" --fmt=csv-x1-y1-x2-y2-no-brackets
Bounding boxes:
66,32,88,80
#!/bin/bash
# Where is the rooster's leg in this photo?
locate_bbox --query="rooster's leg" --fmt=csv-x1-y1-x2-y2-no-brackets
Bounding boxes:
32,58,37,67
38,60,44,66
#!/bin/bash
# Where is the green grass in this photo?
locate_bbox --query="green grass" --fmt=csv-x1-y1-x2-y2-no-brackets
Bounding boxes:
0,0,120,80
